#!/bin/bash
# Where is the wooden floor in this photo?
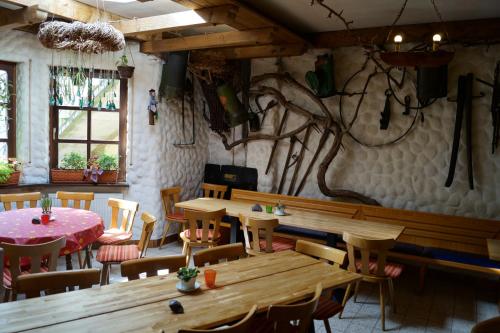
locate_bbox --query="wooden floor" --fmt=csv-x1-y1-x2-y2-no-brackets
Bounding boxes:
47,242,499,333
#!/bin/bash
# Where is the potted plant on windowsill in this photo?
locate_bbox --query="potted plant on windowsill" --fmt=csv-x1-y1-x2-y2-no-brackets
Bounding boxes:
116,54,134,79
0,158,21,186
84,154,118,184
51,152,87,183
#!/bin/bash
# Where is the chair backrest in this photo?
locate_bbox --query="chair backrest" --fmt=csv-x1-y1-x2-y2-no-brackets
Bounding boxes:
178,305,257,333
201,183,227,199
56,191,94,210
120,255,185,280
343,232,395,278
184,209,226,244
137,212,156,257
0,192,41,211
193,243,246,267
239,214,279,256
1,237,66,289
16,269,101,298
295,240,346,269
471,316,500,333
107,198,139,232
160,187,182,216
266,283,322,333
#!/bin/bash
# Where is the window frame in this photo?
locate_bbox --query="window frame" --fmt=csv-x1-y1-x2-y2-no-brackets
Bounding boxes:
0,60,16,159
49,68,127,182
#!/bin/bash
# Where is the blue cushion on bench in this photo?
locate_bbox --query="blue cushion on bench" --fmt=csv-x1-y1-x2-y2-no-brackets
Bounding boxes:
392,243,426,256
274,225,327,241
422,247,500,269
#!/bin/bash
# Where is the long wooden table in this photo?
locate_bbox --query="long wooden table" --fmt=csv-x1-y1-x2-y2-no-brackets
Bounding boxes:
0,251,360,333
176,198,405,243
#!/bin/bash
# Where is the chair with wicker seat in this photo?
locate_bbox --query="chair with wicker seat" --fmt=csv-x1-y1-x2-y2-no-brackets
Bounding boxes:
239,214,296,256
96,212,155,285
159,187,188,249
96,198,139,246
295,240,347,333
200,183,227,199
179,305,257,333
0,192,41,211
180,209,226,266
193,243,246,267
340,232,404,331
1,237,66,302
16,269,101,298
255,283,322,333
120,255,185,281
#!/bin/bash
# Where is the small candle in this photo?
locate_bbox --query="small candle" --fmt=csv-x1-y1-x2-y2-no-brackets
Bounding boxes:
394,34,403,52
432,33,442,51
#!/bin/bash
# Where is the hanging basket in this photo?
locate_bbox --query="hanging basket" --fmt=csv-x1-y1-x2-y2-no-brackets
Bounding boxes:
380,50,454,68
117,66,135,79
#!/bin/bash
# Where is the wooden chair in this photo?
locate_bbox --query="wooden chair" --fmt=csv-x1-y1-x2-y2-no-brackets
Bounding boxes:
257,283,322,333
193,243,246,267
0,192,41,211
120,255,185,281
201,183,227,199
1,237,66,302
159,187,188,249
96,198,139,245
179,305,257,333
16,269,101,299
340,232,404,331
56,191,95,269
96,212,155,285
471,316,500,333
295,240,347,333
239,214,296,256
180,209,225,266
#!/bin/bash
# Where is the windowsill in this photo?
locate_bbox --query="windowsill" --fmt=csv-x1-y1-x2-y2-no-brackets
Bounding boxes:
0,182,129,193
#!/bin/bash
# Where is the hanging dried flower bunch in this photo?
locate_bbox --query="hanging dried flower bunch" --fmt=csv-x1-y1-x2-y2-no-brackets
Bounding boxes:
38,21,125,54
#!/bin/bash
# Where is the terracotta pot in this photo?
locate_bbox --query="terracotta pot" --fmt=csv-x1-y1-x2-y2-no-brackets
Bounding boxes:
117,66,135,79
51,169,86,183
0,171,21,186
97,170,118,184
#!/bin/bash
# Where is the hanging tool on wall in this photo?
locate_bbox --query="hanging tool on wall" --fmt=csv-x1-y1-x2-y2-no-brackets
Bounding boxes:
200,79,228,132
174,76,195,147
403,95,411,115
477,61,500,154
306,54,336,98
380,89,392,130
287,125,312,195
265,109,289,175
445,73,480,189
277,136,297,194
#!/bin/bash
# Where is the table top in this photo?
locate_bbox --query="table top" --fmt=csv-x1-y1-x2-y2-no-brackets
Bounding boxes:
487,239,500,261
176,198,405,240
0,250,361,333
0,207,104,255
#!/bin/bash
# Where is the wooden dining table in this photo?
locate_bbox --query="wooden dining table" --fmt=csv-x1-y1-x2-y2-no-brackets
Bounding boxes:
176,198,405,243
0,250,360,333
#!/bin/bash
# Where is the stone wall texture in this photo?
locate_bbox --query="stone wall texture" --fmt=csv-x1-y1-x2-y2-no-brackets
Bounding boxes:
208,46,500,220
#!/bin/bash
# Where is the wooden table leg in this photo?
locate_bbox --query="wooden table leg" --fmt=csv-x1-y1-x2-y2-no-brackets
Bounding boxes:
85,245,93,268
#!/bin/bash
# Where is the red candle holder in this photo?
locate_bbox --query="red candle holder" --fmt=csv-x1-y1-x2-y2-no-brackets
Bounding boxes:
41,213,50,225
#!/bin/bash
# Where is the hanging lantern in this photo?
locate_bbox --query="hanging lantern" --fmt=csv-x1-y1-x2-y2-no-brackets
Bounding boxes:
217,83,248,128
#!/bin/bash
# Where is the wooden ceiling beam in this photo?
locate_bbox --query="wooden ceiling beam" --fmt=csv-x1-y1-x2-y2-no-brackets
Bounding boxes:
112,5,238,35
198,44,308,59
313,18,500,48
0,5,47,32
140,28,277,53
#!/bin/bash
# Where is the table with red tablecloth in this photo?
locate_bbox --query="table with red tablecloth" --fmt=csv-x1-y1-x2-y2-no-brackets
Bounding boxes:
0,207,104,269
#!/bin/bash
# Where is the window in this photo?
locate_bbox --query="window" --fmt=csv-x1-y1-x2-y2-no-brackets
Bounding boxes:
0,61,16,161
49,68,127,181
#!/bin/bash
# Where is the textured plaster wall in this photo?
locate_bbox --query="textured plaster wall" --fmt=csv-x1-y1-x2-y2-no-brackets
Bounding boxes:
0,30,209,238
208,46,500,220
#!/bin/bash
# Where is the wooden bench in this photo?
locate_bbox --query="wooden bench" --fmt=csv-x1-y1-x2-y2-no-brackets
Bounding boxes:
231,189,500,288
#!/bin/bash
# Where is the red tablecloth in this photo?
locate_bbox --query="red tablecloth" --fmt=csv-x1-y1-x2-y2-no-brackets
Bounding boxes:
0,207,104,256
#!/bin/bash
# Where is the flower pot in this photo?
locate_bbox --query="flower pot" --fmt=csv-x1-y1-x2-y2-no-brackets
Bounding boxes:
0,171,20,186
180,277,196,290
117,66,135,79
51,169,86,183
97,170,118,184
41,213,51,225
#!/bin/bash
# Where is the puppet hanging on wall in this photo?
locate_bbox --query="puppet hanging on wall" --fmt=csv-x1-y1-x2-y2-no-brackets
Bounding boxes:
148,89,159,125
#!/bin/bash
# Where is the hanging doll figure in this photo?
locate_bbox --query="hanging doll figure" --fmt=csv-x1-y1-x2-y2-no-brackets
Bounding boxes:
148,89,159,125
84,155,103,184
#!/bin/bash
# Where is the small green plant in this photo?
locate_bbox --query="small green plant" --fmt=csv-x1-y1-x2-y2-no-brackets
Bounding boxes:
41,194,52,214
60,152,86,170
177,267,200,282
116,54,128,67
0,163,14,183
97,154,118,171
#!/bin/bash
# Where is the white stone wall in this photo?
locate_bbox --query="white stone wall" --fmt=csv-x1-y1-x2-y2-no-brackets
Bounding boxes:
208,46,500,220
0,30,208,238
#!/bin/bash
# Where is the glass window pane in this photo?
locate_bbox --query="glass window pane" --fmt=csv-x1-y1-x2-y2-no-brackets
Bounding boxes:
58,143,87,168
91,111,119,141
0,142,7,161
54,70,90,107
0,105,7,139
58,110,87,140
92,77,120,111
91,144,118,160
0,70,8,104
